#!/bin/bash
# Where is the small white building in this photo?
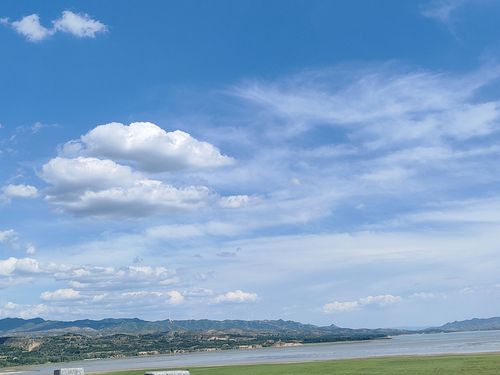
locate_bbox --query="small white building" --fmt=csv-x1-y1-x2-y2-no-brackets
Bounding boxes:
54,368,85,375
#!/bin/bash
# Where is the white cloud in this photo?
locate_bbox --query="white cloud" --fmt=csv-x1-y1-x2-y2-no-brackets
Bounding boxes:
50,179,211,217
214,290,258,303
2,184,38,199
41,157,213,217
323,294,401,313
41,157,139,191
53,11,107,38
54,264,178,291
234,66,500,144
209,64,500,245
40,288,81,301
8,14,53,42
61,122,234,172
0,257,41,276
219,194,259,208
38,122,246,218
2,11,106,42
0,229,17,244
166,290,185,305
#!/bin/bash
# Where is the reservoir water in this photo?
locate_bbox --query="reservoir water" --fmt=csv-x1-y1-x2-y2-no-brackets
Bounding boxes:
5,330,500,374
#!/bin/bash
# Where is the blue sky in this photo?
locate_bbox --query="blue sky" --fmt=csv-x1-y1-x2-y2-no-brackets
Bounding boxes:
1,0,500,328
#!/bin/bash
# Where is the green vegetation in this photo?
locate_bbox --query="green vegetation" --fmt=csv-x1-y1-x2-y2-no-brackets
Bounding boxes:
104,354,500,375
0,330,393,367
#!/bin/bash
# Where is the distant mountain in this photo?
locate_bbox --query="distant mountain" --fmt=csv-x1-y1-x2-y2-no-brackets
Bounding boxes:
0,317,340,336
0,318,45,332
434,317,500,332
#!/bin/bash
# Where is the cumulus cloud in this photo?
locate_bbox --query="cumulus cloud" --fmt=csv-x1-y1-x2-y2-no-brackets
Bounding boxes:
2,184,38,199
0,257,180,294
214,290,258,303
37,121,243,218
218,195,259,208
41,157,139,191
323,294,401,313
166,290,185,305
61,122,234,172
0,257,40,276
40,288,81,301
54,264,179,291
2,11,106,42
52,10,107,38
5,14,53,42
40,157,213,217
38,122,248,218
0,257,186,315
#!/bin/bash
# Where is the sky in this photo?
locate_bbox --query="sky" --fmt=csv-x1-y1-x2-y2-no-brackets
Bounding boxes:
1,0,500,329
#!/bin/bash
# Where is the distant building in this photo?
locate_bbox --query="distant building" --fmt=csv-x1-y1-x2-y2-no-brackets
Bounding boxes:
54,368,85,375
144,371,190,375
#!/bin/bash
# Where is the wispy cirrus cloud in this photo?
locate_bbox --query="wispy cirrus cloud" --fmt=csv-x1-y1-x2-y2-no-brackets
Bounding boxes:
420,0,469,26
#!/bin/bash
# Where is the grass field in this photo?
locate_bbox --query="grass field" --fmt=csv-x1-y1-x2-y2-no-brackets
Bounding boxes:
103,353,500,375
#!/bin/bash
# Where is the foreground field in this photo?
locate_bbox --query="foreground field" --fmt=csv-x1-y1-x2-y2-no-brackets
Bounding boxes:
103,353,500,375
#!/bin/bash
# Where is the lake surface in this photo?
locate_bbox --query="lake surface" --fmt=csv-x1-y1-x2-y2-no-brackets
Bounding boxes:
5,330,500,374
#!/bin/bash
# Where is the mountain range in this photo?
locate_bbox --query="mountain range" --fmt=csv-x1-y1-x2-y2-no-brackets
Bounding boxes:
2,316,499,337
0,317,397,336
